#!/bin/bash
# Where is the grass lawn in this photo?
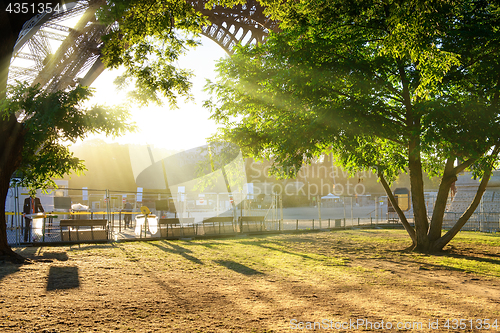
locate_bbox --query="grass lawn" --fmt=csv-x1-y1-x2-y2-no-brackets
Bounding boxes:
0,229,499,332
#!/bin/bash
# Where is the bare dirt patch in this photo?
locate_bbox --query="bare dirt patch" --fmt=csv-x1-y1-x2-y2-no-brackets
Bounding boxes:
0,229,499,332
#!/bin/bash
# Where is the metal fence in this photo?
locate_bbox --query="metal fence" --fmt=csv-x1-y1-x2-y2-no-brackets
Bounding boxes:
5,186,280,245
6,213,401,246
443,212,500,232
5,186,499,246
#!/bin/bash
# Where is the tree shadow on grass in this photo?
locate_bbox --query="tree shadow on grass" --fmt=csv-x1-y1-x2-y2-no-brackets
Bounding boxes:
0,262,21,283
0,250,55,284
213,260,264,276
46,266,80,291
67,244,114,252
149,241,204,265
240,241,317,261
435,252,500,266
29,251,69,262
375,250,500,277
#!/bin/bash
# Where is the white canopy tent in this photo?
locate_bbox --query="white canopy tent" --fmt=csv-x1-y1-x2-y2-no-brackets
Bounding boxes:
321,193,342,207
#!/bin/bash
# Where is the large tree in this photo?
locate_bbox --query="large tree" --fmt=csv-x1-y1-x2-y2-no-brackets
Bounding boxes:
205,0,500,252
0,0,206,262
0,0,72,262
0,83,133,262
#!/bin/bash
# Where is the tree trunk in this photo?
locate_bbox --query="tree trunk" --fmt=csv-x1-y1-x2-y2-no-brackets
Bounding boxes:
428,158,456,242
0,115,26,263
378,171,416,245
0,1,43,263
0,177,26,263
408,138,429,252
432,161,495,252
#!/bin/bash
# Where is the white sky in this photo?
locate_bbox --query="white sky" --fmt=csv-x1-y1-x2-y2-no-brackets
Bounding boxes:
81,36,228,150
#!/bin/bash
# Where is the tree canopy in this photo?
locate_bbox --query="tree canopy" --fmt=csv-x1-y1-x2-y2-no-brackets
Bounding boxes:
3,83,133,190
0,81,133,262
96,0,209,107
205,0,500,252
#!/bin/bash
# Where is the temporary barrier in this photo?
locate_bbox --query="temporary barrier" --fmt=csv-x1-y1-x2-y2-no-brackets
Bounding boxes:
5,187,498,246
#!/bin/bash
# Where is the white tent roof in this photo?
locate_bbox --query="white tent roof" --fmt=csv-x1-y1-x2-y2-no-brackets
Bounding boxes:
321,193,340,199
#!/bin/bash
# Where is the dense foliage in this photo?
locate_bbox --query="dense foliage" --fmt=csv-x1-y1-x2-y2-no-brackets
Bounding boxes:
96,0,209,107
205,0,500,251
2,83,134,191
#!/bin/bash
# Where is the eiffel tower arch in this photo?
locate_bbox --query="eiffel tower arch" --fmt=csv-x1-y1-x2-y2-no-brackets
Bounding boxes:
8,0,278,93
189,0,277,54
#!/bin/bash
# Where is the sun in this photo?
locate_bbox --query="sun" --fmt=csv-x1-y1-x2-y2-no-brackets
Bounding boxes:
81,36,228,151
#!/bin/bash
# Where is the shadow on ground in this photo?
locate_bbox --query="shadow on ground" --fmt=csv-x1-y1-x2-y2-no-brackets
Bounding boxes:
29,251,69,262
46,266,80,291
149,241,204,265
0,262,21,283
213,259,264,276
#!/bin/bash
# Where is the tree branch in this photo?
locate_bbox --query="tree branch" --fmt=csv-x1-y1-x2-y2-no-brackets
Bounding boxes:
378,170,416,244
373,73,405,102
453,157,478,175
397,59,414,119
331,89,356,100
433,167,492,251
428,157,457,241
433,145,500,251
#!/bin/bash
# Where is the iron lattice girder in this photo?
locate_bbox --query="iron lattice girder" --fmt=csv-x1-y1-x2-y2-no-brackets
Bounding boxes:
8,66,39,82
10,0,107,91
190,0,278,54
13,1,90,54
39,5,108,92
9,0,278,92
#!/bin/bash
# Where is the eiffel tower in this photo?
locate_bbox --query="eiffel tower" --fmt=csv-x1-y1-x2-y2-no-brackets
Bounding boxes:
8,0,277,92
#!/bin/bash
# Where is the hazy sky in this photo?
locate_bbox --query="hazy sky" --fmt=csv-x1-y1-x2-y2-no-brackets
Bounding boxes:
83,36,228,151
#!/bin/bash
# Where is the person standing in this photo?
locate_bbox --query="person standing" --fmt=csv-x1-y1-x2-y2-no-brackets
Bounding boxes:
123,201,133,228
23,195,44,242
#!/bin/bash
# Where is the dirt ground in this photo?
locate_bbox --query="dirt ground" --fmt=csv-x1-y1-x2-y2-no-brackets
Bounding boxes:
0,229,499,333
